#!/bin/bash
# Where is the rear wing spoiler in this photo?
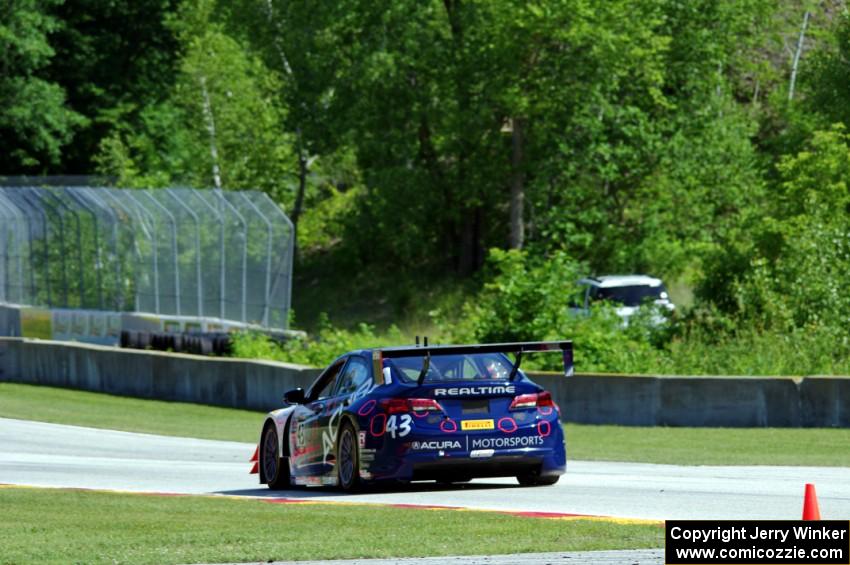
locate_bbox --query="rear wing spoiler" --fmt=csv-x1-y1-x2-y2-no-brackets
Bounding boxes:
373,340,574,385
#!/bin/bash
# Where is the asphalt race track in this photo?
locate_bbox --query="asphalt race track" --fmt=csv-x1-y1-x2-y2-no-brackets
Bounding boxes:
2,417,849,521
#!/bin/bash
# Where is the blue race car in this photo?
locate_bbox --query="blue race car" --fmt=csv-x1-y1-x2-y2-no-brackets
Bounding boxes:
254,340,572,491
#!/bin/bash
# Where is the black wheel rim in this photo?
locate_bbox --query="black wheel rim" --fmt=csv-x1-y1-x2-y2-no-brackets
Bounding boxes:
339,429,355,487
263,428,278,481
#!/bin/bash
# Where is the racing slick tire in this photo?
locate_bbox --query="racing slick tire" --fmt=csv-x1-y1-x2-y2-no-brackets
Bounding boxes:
261,424,290,490
516,471,560,487
337,421,360,492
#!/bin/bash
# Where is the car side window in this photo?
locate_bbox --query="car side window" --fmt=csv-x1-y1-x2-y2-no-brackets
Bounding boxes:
308,359,346,402
333,356,371,398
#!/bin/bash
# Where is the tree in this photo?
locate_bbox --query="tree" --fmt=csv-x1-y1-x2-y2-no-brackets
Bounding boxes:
44,0,180,173
702,126,850,330
525,0,771,279
804,11,850,128
0,0,83,171
96,0,296,203
255,0,678,275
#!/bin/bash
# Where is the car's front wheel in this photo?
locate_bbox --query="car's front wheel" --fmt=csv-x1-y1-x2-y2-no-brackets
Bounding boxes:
262,424,290,489
337,422,360,492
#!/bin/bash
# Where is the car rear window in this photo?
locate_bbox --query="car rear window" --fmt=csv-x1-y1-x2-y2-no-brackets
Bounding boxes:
385,353,516,384
595,284,665,307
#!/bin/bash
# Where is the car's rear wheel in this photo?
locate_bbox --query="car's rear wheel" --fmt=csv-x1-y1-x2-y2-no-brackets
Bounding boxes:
337,422,360,492
516,471,560,486
262,424,290,489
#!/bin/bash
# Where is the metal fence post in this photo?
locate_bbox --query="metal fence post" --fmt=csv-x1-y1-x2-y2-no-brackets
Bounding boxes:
214,190,248,323
236,191,273,327
0,198,9,303
190,188,225,320
79,187,122,310
140,190,181,316
123,189,163,314
8,190,47,306
0,194,27,304
164,188,204,318
66,188,105,309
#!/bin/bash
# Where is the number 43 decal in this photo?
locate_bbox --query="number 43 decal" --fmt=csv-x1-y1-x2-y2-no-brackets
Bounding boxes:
386,414,412,438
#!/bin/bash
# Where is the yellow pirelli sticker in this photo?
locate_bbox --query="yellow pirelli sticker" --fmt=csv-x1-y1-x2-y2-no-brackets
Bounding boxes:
461,419,495,431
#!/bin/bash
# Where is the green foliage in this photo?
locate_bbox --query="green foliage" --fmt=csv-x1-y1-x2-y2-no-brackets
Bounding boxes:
231,315,406,367
431,247,850,376
661,325,850,376
0,0,84,170
704,125,850,331
9,0,850,376
296,184,362,252
94,102,196,188
439,248,669,373
531,0,774,278
95,0,296,203
43,0,180,172
445,249,584,344
801,11,850,129
292,147,366,253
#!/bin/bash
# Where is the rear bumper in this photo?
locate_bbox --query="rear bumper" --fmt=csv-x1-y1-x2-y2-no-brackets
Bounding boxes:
409,452,561,482
362,433,566,482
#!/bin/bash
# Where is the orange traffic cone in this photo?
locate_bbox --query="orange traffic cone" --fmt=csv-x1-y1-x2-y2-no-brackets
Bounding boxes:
249,445,259,462
802,483,821,520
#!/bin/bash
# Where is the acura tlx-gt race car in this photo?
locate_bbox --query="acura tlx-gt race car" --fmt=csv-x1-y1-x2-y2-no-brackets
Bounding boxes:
252,340,572,491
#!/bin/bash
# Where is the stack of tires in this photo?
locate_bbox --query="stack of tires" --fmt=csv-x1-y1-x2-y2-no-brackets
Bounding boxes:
119,330,232,356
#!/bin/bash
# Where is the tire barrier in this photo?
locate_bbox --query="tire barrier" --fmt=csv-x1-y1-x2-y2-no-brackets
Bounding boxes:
119,330,232,356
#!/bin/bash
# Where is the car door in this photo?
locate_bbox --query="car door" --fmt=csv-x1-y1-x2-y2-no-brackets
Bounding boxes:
289,358,347,480
317,355,373,477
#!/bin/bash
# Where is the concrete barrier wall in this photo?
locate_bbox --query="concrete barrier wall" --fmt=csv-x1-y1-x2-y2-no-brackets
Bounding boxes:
0,338,320,412
0,306,20,338
529,373,804,427
0,338,847,426
799,377,850,427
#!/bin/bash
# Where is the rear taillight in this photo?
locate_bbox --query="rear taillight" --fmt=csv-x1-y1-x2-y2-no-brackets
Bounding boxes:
536,391,555,408
408,398,444,414
380,398,408,414
509,391,555,410
380,398,445,414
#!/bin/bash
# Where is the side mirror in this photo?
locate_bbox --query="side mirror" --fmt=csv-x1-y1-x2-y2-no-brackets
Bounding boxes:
283,388,305,405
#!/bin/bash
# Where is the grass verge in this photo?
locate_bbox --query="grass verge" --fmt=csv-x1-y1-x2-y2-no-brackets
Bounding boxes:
0,382,261,442
2,383,850,466
566,424,850,467
0,486,661,564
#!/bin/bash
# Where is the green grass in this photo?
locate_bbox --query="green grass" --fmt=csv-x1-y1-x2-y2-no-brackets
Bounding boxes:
0,487,662,564
2,383,850,466
0,383,262,442
566,424,850,467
